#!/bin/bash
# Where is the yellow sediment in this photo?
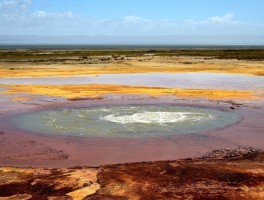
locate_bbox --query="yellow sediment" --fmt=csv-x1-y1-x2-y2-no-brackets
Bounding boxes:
65,169,100,200
67,184,100,200
0,56,263,77
0,167,100,200
0,167,35,186
10,97,33,101
0,194,32,200
3,84,257,100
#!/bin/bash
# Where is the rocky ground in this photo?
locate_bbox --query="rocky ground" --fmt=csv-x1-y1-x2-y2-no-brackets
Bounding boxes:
0,147,264,200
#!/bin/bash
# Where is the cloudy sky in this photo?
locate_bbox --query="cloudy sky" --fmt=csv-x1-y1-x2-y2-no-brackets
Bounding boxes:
0,0,264,44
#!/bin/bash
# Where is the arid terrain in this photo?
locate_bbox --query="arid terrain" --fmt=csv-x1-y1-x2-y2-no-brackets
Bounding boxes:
1,147,264,200
0,48,263,199
1,49,264,77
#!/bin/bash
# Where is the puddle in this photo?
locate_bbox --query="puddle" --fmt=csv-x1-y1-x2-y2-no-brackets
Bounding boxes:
0,72,263,91
11,106,241,137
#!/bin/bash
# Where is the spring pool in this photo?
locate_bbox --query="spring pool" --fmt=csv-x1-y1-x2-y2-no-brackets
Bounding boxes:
12,106,241,137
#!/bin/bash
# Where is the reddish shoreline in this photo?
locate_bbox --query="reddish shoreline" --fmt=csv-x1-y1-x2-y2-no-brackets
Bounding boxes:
0,96,263,168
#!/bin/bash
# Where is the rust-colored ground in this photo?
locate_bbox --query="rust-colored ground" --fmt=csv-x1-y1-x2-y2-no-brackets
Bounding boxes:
0,147,264,200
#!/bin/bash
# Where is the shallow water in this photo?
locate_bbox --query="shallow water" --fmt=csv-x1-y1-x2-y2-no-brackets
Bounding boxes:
12,106,240,137
0,72,263,91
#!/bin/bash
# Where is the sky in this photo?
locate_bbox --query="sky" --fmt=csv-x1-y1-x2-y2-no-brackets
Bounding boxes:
0,0,264,44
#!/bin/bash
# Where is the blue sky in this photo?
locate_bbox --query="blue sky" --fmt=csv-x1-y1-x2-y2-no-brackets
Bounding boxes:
0,0,264,44
28,0,264,23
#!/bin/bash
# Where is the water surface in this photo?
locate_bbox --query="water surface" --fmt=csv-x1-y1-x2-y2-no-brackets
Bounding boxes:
1,72,263,91
12,106,241,137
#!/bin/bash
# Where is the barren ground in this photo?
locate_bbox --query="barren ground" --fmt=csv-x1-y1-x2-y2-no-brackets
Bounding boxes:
0,49,263,199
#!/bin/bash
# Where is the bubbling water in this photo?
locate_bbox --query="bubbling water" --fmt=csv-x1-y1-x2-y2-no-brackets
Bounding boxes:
12,106,240,137
101,111,211,124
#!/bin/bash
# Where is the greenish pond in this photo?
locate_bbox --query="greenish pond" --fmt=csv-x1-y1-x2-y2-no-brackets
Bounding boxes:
12,106,240,137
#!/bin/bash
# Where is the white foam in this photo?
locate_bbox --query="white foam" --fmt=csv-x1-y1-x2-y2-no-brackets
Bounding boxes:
101,111,192,124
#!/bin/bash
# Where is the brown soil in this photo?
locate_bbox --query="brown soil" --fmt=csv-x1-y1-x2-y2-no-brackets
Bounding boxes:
0,147,264,200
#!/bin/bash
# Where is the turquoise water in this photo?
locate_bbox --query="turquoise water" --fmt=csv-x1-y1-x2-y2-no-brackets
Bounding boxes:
12,106,241,137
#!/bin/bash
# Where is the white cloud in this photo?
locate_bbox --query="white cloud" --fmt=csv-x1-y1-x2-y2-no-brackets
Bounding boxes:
0,6,264,37
0,0,75,34
123,15,146,23
96,13,262,36
209,13,234,23
33,10,47,17
0,0,30,11
0,0,73,20
33,10,73,18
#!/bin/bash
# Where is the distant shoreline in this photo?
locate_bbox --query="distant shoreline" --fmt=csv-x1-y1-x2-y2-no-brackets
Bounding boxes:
1,44,264,50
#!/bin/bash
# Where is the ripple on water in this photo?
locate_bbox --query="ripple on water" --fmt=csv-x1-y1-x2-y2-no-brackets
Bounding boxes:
11,106,241,137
